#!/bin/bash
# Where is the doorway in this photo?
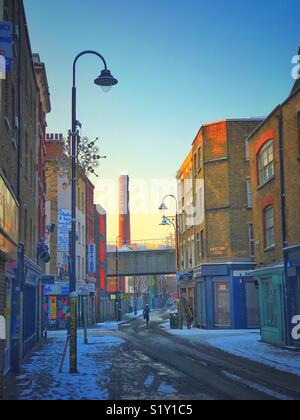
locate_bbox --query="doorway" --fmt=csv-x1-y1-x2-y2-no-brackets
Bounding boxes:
214,282,230,328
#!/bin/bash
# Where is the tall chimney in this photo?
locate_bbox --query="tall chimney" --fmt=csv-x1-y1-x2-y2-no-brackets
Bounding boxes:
118,175,131,248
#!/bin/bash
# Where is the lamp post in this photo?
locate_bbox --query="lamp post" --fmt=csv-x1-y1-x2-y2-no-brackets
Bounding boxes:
70,51,118,373
115,235,122,322
159,195,180,272
159,195,183,329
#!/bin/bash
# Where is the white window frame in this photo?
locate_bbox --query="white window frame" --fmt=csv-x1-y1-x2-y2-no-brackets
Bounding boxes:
258,141,275,185
248,224,255,257
264,206,275,249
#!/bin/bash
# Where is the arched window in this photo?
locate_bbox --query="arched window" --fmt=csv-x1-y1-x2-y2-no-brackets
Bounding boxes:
258,141,274,185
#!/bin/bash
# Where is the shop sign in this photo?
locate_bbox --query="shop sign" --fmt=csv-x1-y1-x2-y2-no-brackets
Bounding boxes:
57,209,71,252
0,21,13,75
0,173,18,260
177,271,193,282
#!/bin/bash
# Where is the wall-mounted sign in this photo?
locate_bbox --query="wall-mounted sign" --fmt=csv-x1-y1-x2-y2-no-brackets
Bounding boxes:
0,173,18,260
209,247,226,256
0,21,13,74
88,243,96,273
57,209,71,252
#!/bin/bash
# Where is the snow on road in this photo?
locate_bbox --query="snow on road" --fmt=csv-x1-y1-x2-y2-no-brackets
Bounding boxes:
161,323,300,377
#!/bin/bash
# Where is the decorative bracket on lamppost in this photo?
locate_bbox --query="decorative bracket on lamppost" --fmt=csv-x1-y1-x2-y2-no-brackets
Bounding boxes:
66,132,107,178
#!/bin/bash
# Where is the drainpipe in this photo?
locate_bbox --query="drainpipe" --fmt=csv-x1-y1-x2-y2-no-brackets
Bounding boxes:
277,110,290,347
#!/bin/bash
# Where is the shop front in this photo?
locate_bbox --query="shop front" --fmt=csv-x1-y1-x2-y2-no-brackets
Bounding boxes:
43,282,96,330
0,172,19,396
43,282,70,330
194,263,259,330
22,257,42,356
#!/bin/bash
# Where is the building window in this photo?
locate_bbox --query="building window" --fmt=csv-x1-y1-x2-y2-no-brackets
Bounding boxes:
245,138,250,161
25,133,28,176
248,224,255,257
197,148,201,172
77,256,81,279
24,209,27,252
264,206,275,249
258,141,275,185
246,178,252,208
297,112,300,156
11,84,15,128
200,230,204,259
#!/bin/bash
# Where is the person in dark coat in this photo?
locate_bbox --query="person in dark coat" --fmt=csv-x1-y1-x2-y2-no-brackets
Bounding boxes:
143,304,151,326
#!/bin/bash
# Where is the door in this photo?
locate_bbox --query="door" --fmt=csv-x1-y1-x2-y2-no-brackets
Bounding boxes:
260,277,284,345
196,281,206,327
214,282,230,328
4,278,12,375
246,281,260,328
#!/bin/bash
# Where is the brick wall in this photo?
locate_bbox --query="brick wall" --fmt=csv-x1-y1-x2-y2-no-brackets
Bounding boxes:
249,89,300,266
178,119,262,268
282,92,300,246
45,160,58,274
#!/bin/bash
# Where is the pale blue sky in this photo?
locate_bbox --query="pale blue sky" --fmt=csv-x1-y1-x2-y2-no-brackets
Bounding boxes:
24,0,299,240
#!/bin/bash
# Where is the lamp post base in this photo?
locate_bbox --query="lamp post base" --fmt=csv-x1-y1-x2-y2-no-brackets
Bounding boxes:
69,293,78,374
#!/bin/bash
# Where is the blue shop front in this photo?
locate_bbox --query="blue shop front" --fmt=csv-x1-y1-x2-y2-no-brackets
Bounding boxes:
194,263,260,330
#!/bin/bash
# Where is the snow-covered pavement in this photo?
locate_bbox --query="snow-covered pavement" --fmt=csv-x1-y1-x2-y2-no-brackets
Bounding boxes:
5,329,125,400
160,323,300,377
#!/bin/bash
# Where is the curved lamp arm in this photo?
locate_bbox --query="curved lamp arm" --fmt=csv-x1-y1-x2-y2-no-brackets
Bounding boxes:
73,50,108,86
162,194,178,213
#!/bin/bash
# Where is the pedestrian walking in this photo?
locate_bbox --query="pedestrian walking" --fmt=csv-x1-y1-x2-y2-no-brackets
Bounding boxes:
143,304,151,327
186,304,193,329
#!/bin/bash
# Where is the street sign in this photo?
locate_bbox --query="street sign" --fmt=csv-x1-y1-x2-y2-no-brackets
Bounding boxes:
177,271,193,282
0,21,13,74
88,243,96,273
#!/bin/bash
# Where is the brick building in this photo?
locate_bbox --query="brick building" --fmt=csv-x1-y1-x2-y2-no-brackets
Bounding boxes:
44,134,97,329
0,0,46,378
94,204,108,322
248,67,300,347
177,119,263,329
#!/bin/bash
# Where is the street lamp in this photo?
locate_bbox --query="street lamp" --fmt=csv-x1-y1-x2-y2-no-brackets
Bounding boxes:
69,51,118,374
159,195,182,328
159,195,179,271
115,235,121,322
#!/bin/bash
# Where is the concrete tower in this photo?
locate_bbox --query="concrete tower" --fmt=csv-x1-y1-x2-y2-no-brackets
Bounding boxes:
119,175,131,248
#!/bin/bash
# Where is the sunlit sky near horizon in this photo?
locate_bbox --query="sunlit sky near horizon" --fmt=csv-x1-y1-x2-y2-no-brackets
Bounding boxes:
24,0,299,242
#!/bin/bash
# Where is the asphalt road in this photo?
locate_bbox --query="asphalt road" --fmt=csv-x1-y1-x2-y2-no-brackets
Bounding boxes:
114,309,300,401
4,309,300,400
